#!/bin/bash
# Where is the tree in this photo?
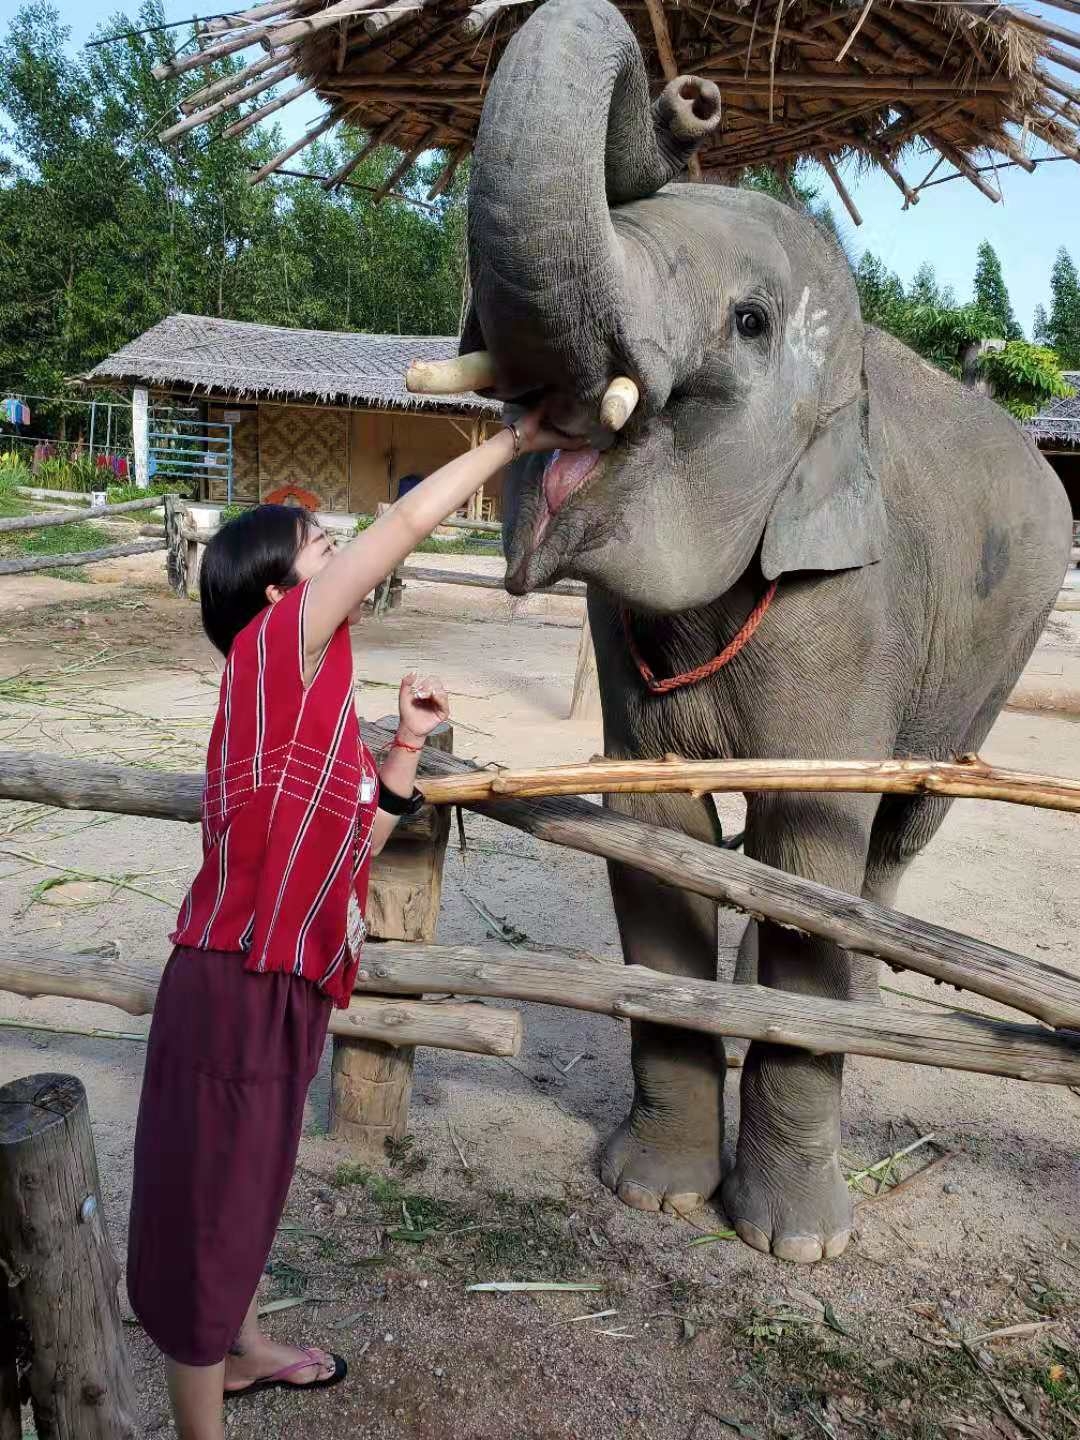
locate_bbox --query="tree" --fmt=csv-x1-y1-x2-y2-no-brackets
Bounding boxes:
0,2,468,414
972,240,1021,340
1047,247,1080,369
1033,304,1049,345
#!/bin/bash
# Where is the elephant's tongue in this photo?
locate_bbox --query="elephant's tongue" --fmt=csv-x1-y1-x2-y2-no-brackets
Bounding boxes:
543,448,599,516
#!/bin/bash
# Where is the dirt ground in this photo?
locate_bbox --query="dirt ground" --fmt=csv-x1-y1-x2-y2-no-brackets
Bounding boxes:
1,557,1078,1440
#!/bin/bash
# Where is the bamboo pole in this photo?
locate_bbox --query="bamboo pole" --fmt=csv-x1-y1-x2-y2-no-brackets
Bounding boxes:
0,540,166,577
222,77,318,141
427,140,469,199
371,127,439,204
160,56,298,139
400,564,585,596
1003,6,1080,53
179,45,294,112
415,754,1080,815
322,114,404,189
202,0,306,34
701,72,1014,94
0,943,521,1057
359,943,1080,1086
819,154,863,225
248,108,344,185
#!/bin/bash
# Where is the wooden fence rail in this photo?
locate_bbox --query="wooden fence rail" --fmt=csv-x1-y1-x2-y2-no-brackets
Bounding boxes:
0,496,164,535
0,540,167,577
2,735,1079,1033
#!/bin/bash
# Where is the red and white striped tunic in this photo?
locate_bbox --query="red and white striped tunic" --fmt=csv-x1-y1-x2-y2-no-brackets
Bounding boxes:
172,581,378,1007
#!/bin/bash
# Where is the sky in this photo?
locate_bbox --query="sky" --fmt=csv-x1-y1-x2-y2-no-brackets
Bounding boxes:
5,0,1080,337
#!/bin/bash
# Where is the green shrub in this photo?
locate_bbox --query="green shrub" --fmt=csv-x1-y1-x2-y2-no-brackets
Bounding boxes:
977,342,1076,422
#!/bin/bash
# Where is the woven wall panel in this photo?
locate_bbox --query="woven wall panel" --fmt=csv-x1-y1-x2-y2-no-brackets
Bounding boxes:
259,404,349,510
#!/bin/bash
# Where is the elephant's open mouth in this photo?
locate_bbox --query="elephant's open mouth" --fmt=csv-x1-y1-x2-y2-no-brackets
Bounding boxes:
506,445,605,594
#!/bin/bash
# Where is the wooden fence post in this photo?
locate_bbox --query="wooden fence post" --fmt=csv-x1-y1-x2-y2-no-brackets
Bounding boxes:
569,615,602,722
329,719,454,1158
164,495,187,598
0,1074,139,1439
0,1278,20,1440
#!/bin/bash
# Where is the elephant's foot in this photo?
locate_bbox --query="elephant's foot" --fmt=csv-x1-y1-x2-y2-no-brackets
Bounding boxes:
722,1045,852,1263
720,1153,851,1264
600,1115,721,1217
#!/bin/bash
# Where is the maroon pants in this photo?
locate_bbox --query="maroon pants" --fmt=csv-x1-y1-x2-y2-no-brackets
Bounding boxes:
127,947,331,1366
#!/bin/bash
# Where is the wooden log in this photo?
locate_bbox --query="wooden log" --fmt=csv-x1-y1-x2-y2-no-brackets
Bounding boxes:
426,140,469,199
164,494,188,598
569,617,602,722
0,541,166,577
360,942,1080,1085
330,719,456,1158
0,496,163,534
179,44,294,111
322,114,404,189
0,1277,19,1440
400,564,585,596
417,754,1080,816
0,1074,139,1438
0,749,437,841
5,742,1080,1031
248,108,343,185
160,56,299,139
371,128,439,205
0,942,521,1056
699,72,1014,94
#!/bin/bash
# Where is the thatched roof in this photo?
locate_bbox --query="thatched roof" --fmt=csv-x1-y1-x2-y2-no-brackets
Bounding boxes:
85,314,500,415
1028,372,1080,446
151,0,1080,216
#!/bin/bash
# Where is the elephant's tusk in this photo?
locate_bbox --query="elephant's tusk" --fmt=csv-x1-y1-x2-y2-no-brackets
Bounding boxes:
599,377,640,431
406,351,498,395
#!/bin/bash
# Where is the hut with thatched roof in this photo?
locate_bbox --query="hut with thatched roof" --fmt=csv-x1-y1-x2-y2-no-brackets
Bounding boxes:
86,314,503,517
151,0,1080,217
1028,372,1080,526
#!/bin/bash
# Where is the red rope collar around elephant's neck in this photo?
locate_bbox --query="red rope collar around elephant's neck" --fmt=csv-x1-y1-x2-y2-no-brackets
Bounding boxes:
622,581,778,696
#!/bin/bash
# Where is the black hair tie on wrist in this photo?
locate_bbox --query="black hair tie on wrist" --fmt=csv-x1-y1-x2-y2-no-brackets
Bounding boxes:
376,780,425,817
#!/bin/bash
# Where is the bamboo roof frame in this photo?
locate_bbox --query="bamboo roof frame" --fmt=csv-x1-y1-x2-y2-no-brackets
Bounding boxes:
152,0,1080,211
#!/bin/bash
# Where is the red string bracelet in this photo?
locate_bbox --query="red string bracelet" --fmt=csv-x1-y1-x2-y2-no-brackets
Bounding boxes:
390,734,424,753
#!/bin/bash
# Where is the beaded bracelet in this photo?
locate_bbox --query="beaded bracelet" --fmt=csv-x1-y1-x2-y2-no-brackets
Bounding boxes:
391,734,424,753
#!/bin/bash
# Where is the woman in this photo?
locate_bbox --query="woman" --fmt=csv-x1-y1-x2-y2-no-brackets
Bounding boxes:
127,406,578,1439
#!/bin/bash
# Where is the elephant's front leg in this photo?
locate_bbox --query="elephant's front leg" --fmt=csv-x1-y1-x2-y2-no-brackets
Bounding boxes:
602,790,725,1216
722,792,878,1264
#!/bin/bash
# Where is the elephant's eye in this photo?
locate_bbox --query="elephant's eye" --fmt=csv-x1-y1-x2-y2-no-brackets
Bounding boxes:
734,305,767,340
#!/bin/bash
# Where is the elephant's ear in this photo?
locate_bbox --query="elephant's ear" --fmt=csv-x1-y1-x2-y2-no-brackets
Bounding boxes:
760,388,887,581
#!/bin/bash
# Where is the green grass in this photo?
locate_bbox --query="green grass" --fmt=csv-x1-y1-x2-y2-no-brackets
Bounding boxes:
0,486,119,580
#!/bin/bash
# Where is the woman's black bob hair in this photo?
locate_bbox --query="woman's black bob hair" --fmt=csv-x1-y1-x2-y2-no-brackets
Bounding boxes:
199,503,314,656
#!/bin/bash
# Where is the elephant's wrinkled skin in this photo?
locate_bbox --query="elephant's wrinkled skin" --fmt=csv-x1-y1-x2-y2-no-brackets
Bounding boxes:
462,0,1073,1262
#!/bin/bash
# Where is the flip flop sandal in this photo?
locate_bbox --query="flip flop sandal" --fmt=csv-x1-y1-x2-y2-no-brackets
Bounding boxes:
224,1348,348,1402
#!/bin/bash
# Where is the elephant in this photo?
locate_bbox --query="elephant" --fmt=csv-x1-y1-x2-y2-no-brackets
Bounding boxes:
430,0,1073,1262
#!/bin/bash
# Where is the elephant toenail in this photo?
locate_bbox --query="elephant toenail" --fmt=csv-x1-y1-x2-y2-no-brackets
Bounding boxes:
733,1219,771,1254
822,1228,852,1259
772,1234,825,1264
661,1191,706,1218
618,1181,662,1213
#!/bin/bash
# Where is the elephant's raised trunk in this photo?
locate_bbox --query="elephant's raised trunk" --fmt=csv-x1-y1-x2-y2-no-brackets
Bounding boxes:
463,0,719,423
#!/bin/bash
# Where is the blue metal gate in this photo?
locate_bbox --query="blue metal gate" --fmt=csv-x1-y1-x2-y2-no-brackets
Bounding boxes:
148,408,234,500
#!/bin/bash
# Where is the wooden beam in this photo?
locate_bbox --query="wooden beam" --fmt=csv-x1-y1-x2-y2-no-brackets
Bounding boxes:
202,0,305,34
248,108,344,184
702,71,1013,94
427,140,469,199
643,0,703,179
400,563,585,595
819,153,863,225
359,942,1080,1086
1046,43,1080,78
460,0,512,36
322,114,405,189
935,137,1002,201
365,0,431,37
371,127,438,204
0,942,521,1057
1003,6,1080,53
221,76,317,140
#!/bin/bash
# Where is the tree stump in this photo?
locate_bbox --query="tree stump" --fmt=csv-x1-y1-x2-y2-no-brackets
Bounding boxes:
0,1074,139,1439
569,615,602,722
329,719,454,1159
164,495,187,598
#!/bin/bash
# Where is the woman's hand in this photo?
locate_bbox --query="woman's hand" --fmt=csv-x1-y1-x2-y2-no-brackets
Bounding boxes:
397,672,450,744
513,405,591,456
